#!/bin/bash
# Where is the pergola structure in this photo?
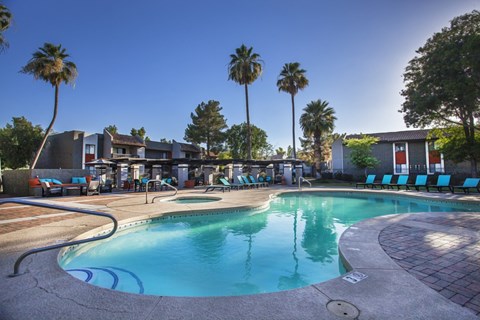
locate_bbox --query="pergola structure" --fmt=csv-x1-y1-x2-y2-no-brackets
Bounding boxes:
107,157,304,167
106,157,305,188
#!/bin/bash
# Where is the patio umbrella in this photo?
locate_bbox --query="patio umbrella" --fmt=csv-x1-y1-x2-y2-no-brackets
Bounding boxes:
84,158,115,184
84,158,115,166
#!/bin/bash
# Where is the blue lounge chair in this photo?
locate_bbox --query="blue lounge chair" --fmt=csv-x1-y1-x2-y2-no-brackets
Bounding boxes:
244,175,263,188
406,175,428,191
249,175,268,187
386,175,409,190
204,184,230,193
265,176,272,184
355,175,376,188
426,175,451,192
372,175,393,189
451,178,480,194
220,178,244,190
237,175,255,188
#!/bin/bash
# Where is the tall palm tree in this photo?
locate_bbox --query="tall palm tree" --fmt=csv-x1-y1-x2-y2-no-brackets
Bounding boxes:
300,99,336,176
228,44,263,160
21,43,78,169
0,3,12,52
277,62,309,159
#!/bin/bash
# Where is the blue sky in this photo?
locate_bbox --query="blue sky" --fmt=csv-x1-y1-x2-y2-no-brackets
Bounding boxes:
1,0,479,151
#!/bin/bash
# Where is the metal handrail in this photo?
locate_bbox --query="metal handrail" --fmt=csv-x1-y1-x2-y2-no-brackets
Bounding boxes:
145,179,178,204
298,177,312,190
1,198,118,277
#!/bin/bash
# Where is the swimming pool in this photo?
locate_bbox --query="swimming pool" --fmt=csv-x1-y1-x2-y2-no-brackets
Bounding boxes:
60,192,472,297
165,196,221,204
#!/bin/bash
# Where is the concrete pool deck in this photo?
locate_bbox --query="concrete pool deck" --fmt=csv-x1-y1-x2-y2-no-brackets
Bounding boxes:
0,186,479,319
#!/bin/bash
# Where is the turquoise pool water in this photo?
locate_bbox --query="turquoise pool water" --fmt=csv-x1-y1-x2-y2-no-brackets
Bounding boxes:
60,192,472,297
167,197,221,204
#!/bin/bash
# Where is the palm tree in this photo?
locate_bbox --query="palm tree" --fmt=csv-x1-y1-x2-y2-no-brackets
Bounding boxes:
228,44,263,160
21,43,78,169
0,3,12,52
277,62,309,159
299,99,336,176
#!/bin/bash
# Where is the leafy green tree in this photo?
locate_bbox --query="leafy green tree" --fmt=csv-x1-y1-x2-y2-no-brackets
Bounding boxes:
0,3,12,52
217,150,232,160
105,124,118,135
298,136,314,165
430,126,480,165
300,99,336,176
344,135,380,176
275,147,286,157
159,138,172,143
400,10,480,176
131,127,149,141
277,62,309,159
287,145,293,158
21,43,78,169
184,100,228,158
228,44,263,160
225,123,270,159
0,117,43,169
258,142,273,160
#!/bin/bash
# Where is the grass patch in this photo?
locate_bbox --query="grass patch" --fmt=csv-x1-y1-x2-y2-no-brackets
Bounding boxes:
302,178,354,187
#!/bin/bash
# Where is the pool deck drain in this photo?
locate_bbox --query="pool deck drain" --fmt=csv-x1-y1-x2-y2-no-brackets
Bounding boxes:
326,300,360,319
0,186,479,319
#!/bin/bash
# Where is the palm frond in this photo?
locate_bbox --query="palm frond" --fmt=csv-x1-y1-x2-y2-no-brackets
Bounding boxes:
21,43,78,86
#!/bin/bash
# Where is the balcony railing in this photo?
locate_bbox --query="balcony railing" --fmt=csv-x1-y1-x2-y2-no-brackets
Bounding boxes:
111,153,139,158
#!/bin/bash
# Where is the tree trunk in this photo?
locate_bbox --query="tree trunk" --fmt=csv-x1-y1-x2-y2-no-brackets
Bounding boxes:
471,158,478,178
291,94,296,159
314,132,322,177
244,82,252,160
206,135,210,160
31,84,59,169
467,114,478,177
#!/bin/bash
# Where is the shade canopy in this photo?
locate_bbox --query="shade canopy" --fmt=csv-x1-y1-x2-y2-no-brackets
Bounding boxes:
84,158,115,166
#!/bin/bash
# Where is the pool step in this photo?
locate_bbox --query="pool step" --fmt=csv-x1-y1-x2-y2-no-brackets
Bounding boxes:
66,266,144,294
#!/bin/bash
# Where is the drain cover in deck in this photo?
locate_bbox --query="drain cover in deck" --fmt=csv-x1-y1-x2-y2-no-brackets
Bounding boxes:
326,300,359,319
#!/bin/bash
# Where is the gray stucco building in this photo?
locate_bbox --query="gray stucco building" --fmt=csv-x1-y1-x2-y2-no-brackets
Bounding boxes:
332,129,470,178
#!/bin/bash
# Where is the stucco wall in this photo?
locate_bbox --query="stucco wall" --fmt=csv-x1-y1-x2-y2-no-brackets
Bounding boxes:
2,168,90,196
2,169,31,196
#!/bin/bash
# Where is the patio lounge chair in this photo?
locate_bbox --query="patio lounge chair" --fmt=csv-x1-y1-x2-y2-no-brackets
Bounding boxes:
237,175,255,188
204,184,230,193
220,178,244,190
84,180,100,196
101,179,113,193
355,175,376,188
249,175,268,187
386,175,409,190
40,181,63,197
451,178,480,194
242,175,263,188
372,175,393,189
426,175,451,192
406,175,428,191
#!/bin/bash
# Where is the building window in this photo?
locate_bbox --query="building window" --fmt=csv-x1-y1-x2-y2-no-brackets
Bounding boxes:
426,141,444,174
85,144,96,163
113,147,126,154
159,151,170,159
85,144,95,154
393,142,408,174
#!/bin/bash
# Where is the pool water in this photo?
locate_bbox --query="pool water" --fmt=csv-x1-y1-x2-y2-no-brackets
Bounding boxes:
167,197,220,204
60,193,472,297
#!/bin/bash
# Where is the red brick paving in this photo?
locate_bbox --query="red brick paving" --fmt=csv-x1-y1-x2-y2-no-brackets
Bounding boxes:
380,214,480,316
0,199,100,234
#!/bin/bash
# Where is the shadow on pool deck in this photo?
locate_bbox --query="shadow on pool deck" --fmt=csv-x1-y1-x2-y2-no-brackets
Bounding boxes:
0,187,479,319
